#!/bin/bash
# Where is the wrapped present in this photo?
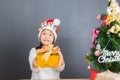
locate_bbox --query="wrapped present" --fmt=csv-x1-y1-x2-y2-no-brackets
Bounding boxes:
96,70,120,80
36,52,60,68
36,44,60,68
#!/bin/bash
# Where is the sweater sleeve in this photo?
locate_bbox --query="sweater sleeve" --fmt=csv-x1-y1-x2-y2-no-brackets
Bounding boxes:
56,51,65,72
28,48,39,72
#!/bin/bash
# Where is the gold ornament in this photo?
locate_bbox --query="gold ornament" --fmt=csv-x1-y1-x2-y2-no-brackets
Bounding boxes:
118,32,120,37
107,24,120,34
85,53,90,63
106,13,115,25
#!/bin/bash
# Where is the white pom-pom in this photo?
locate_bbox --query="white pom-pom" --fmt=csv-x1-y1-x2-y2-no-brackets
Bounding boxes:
53,19,60,26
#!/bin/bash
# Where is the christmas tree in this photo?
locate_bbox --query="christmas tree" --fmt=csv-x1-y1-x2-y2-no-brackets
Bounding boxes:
86,0,120,73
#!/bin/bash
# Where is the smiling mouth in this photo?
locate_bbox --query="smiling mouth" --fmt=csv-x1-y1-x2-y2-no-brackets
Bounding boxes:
44,40,50,42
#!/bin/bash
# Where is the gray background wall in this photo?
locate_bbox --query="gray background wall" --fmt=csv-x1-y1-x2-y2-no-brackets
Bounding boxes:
1,0,120,80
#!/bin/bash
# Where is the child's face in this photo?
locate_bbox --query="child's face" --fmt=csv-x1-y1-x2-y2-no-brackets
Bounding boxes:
40,29,54,45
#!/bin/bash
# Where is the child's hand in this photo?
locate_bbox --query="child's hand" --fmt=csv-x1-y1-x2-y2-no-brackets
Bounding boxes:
32,58,37,68
52,53,64,68
58,53,64,67
36,49,43,54
35,46,47,54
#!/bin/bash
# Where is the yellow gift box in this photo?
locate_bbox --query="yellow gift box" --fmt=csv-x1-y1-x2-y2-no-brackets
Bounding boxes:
36,44,60,68
36,52,60,68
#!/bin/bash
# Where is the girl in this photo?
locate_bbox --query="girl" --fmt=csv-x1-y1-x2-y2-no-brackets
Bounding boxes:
29,18,65,79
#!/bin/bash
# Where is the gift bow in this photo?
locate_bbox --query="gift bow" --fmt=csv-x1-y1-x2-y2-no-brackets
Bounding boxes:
107,24,120,34
41,44,60,61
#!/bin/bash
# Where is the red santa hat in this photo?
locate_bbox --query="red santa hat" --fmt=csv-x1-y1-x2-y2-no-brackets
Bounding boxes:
38,18,60,42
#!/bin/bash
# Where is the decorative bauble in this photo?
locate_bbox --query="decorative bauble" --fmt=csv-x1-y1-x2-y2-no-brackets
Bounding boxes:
94,50,101,56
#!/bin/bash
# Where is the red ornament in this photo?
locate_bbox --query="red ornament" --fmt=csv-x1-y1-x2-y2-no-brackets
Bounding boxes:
103,16,107,21
101,21,106,28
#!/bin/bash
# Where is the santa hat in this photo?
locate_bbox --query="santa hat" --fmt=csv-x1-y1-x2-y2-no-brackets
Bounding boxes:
38,18,60,42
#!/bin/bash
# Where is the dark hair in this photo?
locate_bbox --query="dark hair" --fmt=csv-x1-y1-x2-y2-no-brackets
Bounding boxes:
36,43,43,50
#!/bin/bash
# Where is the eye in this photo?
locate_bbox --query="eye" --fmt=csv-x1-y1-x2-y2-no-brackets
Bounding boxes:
49,33,52,36
42,32,46,35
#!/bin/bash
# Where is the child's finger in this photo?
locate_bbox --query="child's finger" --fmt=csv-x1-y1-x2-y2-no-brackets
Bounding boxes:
33,58,37,68
59,58,64,67
35,48,46,53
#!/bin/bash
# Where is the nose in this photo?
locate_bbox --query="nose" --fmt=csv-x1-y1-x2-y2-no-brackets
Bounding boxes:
44,34,49,39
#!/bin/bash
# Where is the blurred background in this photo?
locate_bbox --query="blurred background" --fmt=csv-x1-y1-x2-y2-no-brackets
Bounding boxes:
1,0,119,80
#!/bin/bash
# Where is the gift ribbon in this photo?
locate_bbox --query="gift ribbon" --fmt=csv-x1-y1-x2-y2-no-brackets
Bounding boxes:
41,44,60,61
